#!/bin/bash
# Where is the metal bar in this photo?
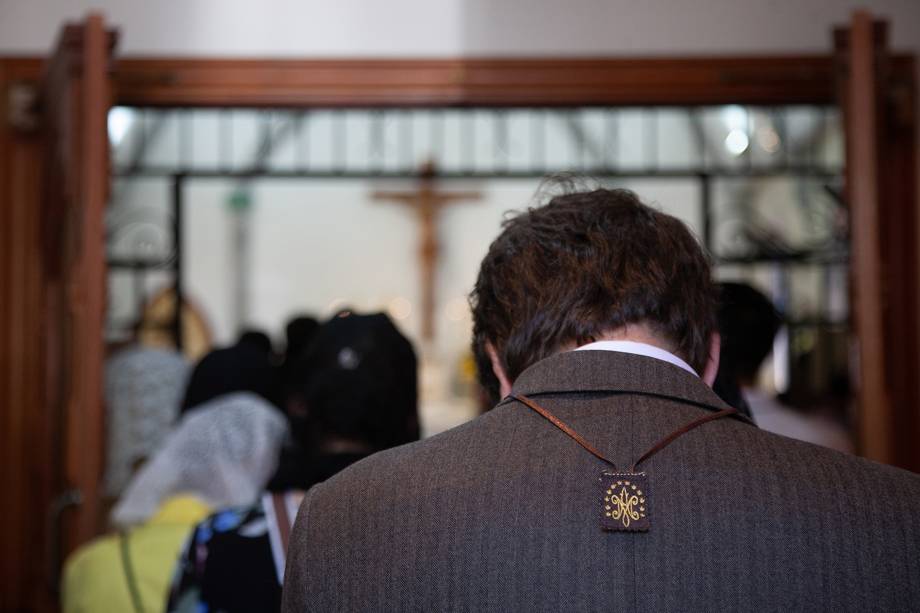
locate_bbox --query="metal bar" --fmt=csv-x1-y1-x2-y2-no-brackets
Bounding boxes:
496,110,509,172
234,110,307,179
779,107,790,167
219,109,232,171
716,253,849,265
249,111,276,174
172,174,185,352
562,111,604,171
132,262,143,325
179,109,191,169
531,110,543,173
402,109,413,171
121,109,168,175
295,111,307,170
463,110,475,174
782,319,849,329
432,109,445,168
691,108,707,170
818,106,829,167
371,110,384,172
605,109,618,172
114,166,842,180
334,110,346,173
107,258,172,269
700,173,714,255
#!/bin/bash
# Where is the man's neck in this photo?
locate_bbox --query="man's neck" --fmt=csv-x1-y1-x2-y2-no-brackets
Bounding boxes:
575,323,679,354
572,323,703,379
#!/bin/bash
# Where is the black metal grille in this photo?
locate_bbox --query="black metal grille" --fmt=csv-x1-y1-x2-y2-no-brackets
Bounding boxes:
110,106,842,178
106,104,848,406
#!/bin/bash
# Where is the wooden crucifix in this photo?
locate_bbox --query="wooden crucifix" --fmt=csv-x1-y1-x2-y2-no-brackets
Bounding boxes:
372,162,481,342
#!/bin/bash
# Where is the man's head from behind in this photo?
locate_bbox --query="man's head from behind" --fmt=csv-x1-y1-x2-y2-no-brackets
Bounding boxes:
470,187,718,404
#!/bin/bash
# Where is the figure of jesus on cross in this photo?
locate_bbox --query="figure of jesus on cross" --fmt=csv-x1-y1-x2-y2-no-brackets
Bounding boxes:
372,162,480,343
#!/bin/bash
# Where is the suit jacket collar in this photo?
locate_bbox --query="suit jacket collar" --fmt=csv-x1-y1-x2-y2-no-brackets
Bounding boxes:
506,349,745,418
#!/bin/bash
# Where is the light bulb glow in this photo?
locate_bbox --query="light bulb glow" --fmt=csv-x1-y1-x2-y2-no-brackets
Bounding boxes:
108,107,134,145
724,129,750,156
388,297,412,321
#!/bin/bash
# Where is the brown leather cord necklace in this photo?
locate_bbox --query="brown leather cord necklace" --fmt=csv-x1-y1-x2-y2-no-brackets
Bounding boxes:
513,393,738,533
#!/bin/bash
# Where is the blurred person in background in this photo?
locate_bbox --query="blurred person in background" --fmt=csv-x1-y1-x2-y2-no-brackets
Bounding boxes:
237,328,276,361
267,314,321,491
62,393,288,613
103,320,189,502
283,315,320,369
180,338,280,415
717,281,851,452
166,311,419,613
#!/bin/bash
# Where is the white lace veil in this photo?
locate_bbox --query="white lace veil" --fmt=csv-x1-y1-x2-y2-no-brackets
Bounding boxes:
103,346,189,497
110,392,289,527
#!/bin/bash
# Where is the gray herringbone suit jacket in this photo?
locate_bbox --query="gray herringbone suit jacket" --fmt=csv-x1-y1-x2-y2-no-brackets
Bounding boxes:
282,351,920,612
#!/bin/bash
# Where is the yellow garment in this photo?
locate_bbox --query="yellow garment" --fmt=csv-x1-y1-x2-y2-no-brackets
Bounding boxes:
62,495,211,613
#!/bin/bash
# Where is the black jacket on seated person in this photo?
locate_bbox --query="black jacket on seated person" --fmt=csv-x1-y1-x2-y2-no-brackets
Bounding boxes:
282,349,920,612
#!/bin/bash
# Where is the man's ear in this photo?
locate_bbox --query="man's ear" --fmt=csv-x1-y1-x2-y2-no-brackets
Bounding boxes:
486,342,513,399
702,332,721,387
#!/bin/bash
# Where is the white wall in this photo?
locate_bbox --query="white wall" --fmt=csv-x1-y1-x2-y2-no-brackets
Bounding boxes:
0,0,463,56
459,0,920,56
0,0,918,57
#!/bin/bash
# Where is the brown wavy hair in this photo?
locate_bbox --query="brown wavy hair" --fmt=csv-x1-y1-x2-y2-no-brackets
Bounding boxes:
470,186,717,403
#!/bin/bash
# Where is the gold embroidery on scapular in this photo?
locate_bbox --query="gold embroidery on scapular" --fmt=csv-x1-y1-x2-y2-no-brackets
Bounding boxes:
604,484,644,528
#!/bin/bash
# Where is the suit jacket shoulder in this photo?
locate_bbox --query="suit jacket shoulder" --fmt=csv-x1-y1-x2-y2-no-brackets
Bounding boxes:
282,351,920,612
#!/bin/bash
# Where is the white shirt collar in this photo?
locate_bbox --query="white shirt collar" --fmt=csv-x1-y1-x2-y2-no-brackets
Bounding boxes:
574,340,698,377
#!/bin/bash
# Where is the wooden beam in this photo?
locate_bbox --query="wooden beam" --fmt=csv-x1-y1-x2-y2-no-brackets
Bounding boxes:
845,11,890,462
12,53,905,110
65,10,110,551
112,56,846,108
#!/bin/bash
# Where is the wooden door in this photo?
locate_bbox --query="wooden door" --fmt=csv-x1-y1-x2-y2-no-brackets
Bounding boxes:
40,11,116,595
0,57,51,613
836,11,920,469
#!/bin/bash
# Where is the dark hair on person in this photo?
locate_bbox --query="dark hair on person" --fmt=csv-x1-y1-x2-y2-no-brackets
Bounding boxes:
284,315,320,364
716,281,783,384
237,329,274,357
180,343,280,415
470,186,717,403
291,311,419,451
